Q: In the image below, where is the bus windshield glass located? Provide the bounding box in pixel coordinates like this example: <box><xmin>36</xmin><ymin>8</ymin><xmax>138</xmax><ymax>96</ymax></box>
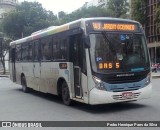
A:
<box><xmin>89</xmin><ymin>33</ymin><xmax>150</xmax><ymax>74</ymax></box>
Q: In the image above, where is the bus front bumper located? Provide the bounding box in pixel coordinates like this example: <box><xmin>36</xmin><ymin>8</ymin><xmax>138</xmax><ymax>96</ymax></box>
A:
<box><xmin>89</xmin><ymin>83</ymin><xmax>152</xmax><ymax>105</ymax></box>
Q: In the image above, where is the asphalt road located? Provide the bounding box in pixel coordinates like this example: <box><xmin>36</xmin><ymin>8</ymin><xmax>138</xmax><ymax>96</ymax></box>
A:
<box><xmin>0</xmin><ymin>77</ymin><xmax>160</xmax><ymax>130</ymax></box>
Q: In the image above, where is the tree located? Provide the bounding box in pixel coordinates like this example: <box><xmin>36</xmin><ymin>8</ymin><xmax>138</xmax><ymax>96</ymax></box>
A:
<box><xmin>58</xmin><ymin>11</ymin><xmax>67</xmax><ymax>19</ymax></box>
<box><xmin>2</xmin><ymin>1</ymin><xmax>57</xmax><ymax>40</ymax></box>
<box><xmin>57</xmin><ymin>6</ymin><xmax>111</xmax><ymax>25</ymax></box>
<box><xmin>107</xmin><ymin>0</ymin><xmax>129</xmax><ymax>18</ymax></box>
<box><xmin>0</xmin><ymin>33</ymin><xmax>11</xmax><ymax>74</ymax></box>
<box><xmin>131</xmin><ymin>0</ymin><xmax>147</xmax><ymax>25</ymax></box>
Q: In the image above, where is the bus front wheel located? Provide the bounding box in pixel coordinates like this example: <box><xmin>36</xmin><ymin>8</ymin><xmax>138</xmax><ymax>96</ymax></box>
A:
<box><xmin>21</xmin><ymin>76</ymin><xmax>30</xmax><ymax>93</ymax></box>
<box><xmin>62</xmin><ymin>82</ymin><xmax>71</xmax><ymax>105</ymax></box>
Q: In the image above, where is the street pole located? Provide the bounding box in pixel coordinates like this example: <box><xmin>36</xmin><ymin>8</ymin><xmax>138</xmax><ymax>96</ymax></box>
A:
<box><xmin>0</xmin><ymin>37</ymin><xmax>3</xmax><ymax>57</ymax></box>
<box><xmin>155</xmin><ymin>41</ymin><xmax>157</xmax><ymax>64</ymax></box>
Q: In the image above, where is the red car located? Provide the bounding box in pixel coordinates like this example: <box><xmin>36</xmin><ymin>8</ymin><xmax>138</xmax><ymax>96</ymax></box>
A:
<box><xmin>151</xmin><ymin>63</ymin><xmax>160</xmax><ymax>72</ymax></box>
<box><xmin>152</xmin><ymin>63</ymin><xmax>160</xmax><ymax>68</ymax></box>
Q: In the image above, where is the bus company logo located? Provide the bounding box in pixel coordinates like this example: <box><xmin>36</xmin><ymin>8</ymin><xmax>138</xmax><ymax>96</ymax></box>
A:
<box><xmin>2</xmin><ymin>122</ymin><xmax>11</xmax><ymax>127</ymax></box>
<box><xmin>116</xmin><ymin>73</ymin><xmax>134</xmax><ymax>77</ymax></box>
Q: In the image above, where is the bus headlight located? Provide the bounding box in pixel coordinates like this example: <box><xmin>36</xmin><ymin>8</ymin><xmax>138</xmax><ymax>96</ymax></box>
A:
<box><xmin>93</xmin><ymin>76</ymin><xmax>106</xmax><ymax>90</ymax></box>
<box><xmin>144</xmin><ymin>73</ymin><xmax>151</xmax><ymax>86</ymax></box>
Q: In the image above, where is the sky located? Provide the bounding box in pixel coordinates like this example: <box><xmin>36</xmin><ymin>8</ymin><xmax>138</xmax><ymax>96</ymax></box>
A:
<box><xmin>18</xmin><ymin>0</ymin><xmax>90</xmax><ymax>14</ymax></box>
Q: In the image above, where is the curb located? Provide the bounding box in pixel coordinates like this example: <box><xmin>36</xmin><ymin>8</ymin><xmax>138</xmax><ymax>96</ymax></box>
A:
<box><xmin>152</xmin><ymin>76</ymin><xmax>160</xmax><ymax>79</ymax></box>
<box><xmin>152</xmin><ymin>73</ymin><xmax>160</xmax><ymax>78</ymax></box>
<box><xmin>0</xmin><ymin>75</ymin><xmax>10</xmax><ymax>78</ymax></box>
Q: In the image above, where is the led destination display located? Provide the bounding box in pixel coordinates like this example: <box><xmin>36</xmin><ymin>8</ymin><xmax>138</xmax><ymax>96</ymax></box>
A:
<box><xmin>92</xmin><ymin>22</ymin><xmax>137</xmax><ymax>31</ymax></box>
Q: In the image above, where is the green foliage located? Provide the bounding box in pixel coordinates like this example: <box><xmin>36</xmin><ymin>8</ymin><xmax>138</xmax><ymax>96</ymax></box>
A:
<box><xmin>2</xmin><ymin>1</ymin><xmax>57</xmax><ymax>40</ymax></box>
<box><xmin>131</xmin><ymin>0</ymin><xmax>146</xmax><ymax>24</ymax></box>
<box><xmin>107</xmin><ymin>0</ymin><xmax>129</xmax><ymax>18</ymax></box>
<box><xmin>2</xmin><ymin>0</ymin><xmax>130</xmax><ymax>39</ymax></box>
<box><xmin>58</xmin><ymin>11</ymin><xmax>67</xmax><ymax>19</ymax></box>
<box><xmin>57</xmin><ymin>0</ymin><xmax>129</xmax><ymax>25</ymax></box>
<box><xmin>57</xmin><ymin>6</ymin><xmax>112</xmax><ymax>25</ymax></box>
<box><xmin>0</xmin><ymin>35</ymin><xmax>10</xmax><ymax>74</ymax></box>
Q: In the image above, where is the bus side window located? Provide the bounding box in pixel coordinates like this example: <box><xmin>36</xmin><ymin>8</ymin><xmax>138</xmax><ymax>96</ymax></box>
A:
<box><xmin>60</xmin><ymin>39</ymin><xmax>67</xmax><ymax>60</ymax></box>
<box><xmin>34</xmin><ymin>40</ymin><xmax>40</xmax><ymax>61</ymax></box>
<box><xmin>52</xmin><ymin>39</ymin><xmax>56</xmax><ymax>60</ymax></box>
<box><xmin>15</xmin><ymin>44</ymin><xmax>21</xmax><ymax>61</ymax></box>
<box><xmin>28</xmin><ymin>42</ymin><xmax>33</xmax><ymax>61</ymax></box>
<box><xmin>56</xmin><ymin>41</ymin><xmax>61</xmax><ymax>60</ymax></box>
<box><xmin>41</xmin><ymin>36</ymin><xmax>52</xmax><ymax>61</ymax></box>
<box><xmin>53</xmin><ymin>38</ymin><xmax>60</xmax><ymax>60</ymax></box>
<box><xmin>53</xmin><ymin>35</ymin><xmax>68</xmax><ymax>61</ymax></box>
<box><xmin>22</xmin><ymin>43</ymin><xmax>28</xmax><ymax>61</ymax></box>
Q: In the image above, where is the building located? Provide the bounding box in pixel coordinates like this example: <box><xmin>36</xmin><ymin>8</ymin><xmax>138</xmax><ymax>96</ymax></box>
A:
<box><xmin>144</xmin><ymin>0</ymin><xmax>160</xmax><ymax>64</ymax></box>
<box><xmin>0</xmin><ymin>0</ymin><xmax>17</xmax><ymax>20</ymax></box>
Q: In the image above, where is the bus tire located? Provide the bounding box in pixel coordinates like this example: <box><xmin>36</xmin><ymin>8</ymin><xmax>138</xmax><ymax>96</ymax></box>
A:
<box><xmin>62</xmin><ymin>82</ymin><xmax>72</xmax><ymax>105</ymax></box>
<box><xmin>21</xmin><ymin>76</ymin><xmax>30</xmax><ymax>93</ymax></box>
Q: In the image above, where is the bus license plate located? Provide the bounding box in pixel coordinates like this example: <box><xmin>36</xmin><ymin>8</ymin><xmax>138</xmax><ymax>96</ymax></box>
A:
<box><xmin>122</xmin><ymin>92</ymin><xmax>134</xmax><ymax>99</ymax></box>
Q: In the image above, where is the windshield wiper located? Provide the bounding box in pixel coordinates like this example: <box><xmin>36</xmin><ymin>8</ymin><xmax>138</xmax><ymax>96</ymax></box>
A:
<box><xmin>101</xmin><ymin>32</ymin><xmax>116</xmax><ymax>54</ymax></box>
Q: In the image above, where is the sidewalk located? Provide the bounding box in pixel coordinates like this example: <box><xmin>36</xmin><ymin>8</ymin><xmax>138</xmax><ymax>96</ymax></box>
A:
<box><xmin>0</xmin><ymin>71</ymin><xmax>10</xmax><ymax>78</ymax></box>
<box><xmin>152</xmin><ymin>71</ymin><xmax>160</xmax><ymax>78</ymax></box>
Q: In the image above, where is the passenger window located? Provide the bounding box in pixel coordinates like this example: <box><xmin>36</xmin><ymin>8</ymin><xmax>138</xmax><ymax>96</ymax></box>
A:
<box><xmin>28</xmin><ymin>42</ymin><xmax>33</xmax><ymax>61</ymax></box>
<box><xmin>53</xmin><ymin>37</ymin><xmax>68</xmax><ymax>60</ymax></box>
<box><xmin>16</xmin><ymin>45</ymin><xmax>21</xmax><ymax>61</ymax></box>
<box><xmin>22</xmin><ymin>43</ymin><xmax>28</xmax><ymax>61</ymax></box>
<box><xmin>41</xmin><ymin>37</ymin><xmax>52</xmax><ymax>61</ymax></box>
<box><xmin>34</xmin><ymin>40</ymin><xmax>40</xmax><ymax>61</ymax></box>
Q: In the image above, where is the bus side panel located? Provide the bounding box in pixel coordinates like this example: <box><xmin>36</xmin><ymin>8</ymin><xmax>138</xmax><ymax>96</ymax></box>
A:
<box><xmin>15</xmin><ymin>63</ymin><xmax>22</xmax><ymax>85</ymax></box>
<box><xmin>40</xmin><ymin>62</ymin><xmax>57</xmax><ymax>94</ymax></box>
<box><xmin>58</xmin><ymin>62</ymin><xmax>73</xmax><ymax>98</ymax></box>
<box><xmin>69</xmin><ymin>63</ymin><xmax>74</xmax><ymax>98</ymax></box>
<box><xmin>22</xmin><ymin>63</ymin><xmax>34</xmax><ymax>89</ymax></box>
<box><xmin>9</xmin><ymin>62</ymin><xmax>13</xmax><ymax>81</ymax></box>
<box><xmin>81</xmin><ymin>73</ymin><xmax>88</xmax><ymax>103</ymax></box>
<box><xmin>40</xmin><ymin>62</ymin><xmax>73</xmax><ymax>96</ymax></box>
<box><xmin>86</xmin><ymin>49</ymin><xmax>95</xmax><ymax>91</ymax></box>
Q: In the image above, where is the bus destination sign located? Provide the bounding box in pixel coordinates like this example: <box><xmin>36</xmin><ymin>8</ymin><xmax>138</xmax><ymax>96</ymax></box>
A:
<box><xmin>92</xmin><ymin>22</ymin><xmax>137</xmax><ymax>31</ymax></box>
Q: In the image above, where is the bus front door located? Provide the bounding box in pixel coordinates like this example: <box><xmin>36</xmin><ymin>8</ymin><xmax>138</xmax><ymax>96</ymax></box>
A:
<box><xmin>11</xmin><ymin>48</ymin><xmax>16</xmax><ymax>82</ymax></box>
<box><xmin>70</xmin><ymin>34</ymin><xmax>83</xmax><ymax>98</ymax></box>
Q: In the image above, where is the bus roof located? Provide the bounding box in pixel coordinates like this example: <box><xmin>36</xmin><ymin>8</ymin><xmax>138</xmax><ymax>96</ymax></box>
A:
<box><xmin>10</xmin><ymin>17</ymin><xmax>140</xmax><ymax>46</ymax></box>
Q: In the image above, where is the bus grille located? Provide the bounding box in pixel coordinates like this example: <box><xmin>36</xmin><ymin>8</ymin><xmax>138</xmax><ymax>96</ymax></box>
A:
<box><xmin>106</xmin><ymin>75</ymin><xmax>146</xmax><ymax>84</ymax></box>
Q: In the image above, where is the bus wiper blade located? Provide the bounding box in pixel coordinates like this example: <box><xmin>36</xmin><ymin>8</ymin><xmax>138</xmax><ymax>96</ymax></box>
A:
<box><xmin>101</xmin><ymin>32</ymin><xmax>116</xmax><ymax>53</ymax></box>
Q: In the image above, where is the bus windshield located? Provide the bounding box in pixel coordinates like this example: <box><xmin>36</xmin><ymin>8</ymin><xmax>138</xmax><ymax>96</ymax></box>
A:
<box><xmin>89</xmin><ymin>33</ymin><xmax>150</xmax><ymax>74</ymax></box>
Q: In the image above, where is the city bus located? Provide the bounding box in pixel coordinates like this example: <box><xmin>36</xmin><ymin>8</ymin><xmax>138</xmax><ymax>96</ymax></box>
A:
<box><xmin>9</xmin><ymin>18</ymin><xmax>152</xmax><ymax>105</ymax></box>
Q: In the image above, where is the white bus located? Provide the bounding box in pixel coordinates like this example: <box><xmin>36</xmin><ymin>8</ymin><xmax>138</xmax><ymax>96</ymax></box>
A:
<box><xmin>9</xmin><ymin>18</ymin><xmax>152</xmax><ymax>105</ymax></box>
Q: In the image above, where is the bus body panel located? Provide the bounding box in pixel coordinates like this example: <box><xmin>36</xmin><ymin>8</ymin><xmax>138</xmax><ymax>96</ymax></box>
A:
<box><xmin>81</xmin><ymin>73</ymin><xmax>88</xmax><ymax>103</ymax></box>
<box><xmin>86</xmin><ymin>49</ymin><xmax>95</xmax><ymax>91</ymax></box>
<box><xmin>89</xmin><ymin>83</ymin><xmax>152</xmax><ymax>105</ymax></box>
<box><xmin>9</xmin><ymin>18</ymin><xmax>152</xmax><ymax>105</ymax></box>
<box><xmin>15</xmin><ymin>63</ymin><xmax>22</xmax><ymax>85</ymax></box>
<box><xmin>12</xmin><ymin>61</ymin><xmax>84</xmax><ymax>99</ymax></box>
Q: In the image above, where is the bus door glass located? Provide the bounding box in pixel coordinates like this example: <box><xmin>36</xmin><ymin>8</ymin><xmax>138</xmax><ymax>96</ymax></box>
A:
<box><xmin>11</xmin><ymin>47</ymin><xmax>16</xmax><ymax>82</ymax></box>
<box><xmin>70</xmin><ymin>34</ymin><xmax>83</xmax><ymax>98</ymax></box>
